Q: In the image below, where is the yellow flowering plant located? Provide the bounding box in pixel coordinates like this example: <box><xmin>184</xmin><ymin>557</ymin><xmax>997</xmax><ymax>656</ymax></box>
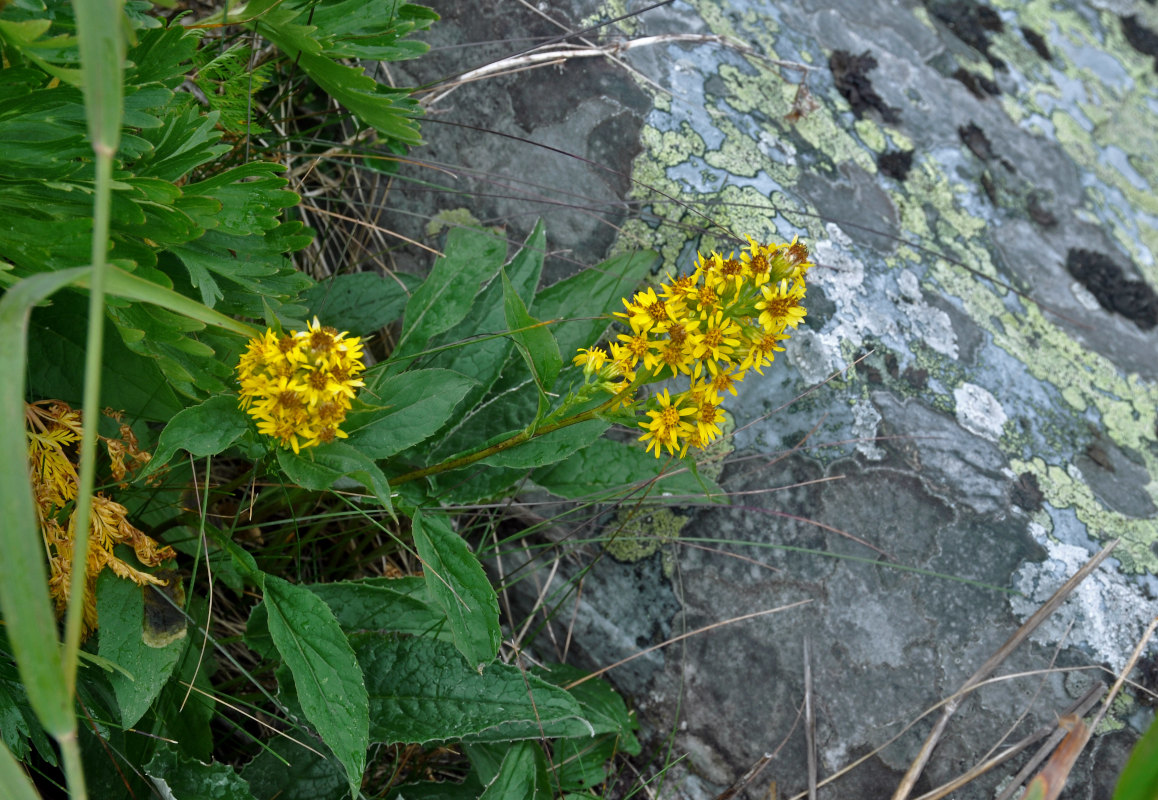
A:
<box><xmin>571</xmin><ymin>237</ymin><xmax>812</xmax><ymax>458</ymax></box>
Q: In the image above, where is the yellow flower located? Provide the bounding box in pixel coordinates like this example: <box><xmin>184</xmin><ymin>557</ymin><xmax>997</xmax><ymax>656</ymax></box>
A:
<box><xmin>638</xmin><ymin>389</ymin><xmax>697</xmax><ymax>458</ymax></box>
<box><xmin>573</xmin><ymin>346</ymin><xmax>609</xmax><ymax>375</ymax></box>
<box><xmin>756</xmin><ymin>279</ymin><xmax>808</xmax><ymax>333</ymax></box>
<box><xmin>236</xmin><ymin>317</ymin><xmax>365</xmax><ymax>453</ymax></box>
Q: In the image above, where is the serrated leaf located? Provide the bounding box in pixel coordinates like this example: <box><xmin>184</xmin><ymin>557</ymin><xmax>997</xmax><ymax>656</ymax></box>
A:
<box><xmin>305</xmin><ymin>577</ymin><xmax>451</xmax><ymax>640</ymax></box>
<box><xmin>345</xmin><ymin>369</ymin><xmax>475</xmax><ymax>459</ymax></box>
<box><xmin>97</xmin><ymin>571</ymin><xmax>187</xmax><ymax>728</ymax></box>
<box><xmin>410</xmin><ymin>510</ymin><xmax>499</xmax><ymax>670</ymax></box>
<box><xmin>276</xmin><ymin>441</ymin><xmax>393</xmax><ymax>512</ymax></box>
<box><xmin>354</xmin><ymin>633</ymin><xmax>593</xmax><ymax>745</ymax></box>
<box><xmin>534</xmin><ymin>662</ymin><xmax>640</xmax><ymax>752</ymax></box>
<box><xmin>141</xmin><ymin>394</ymin><xmax>249</xmax><ymax>480</ymax></box>
<box><xmin>533</xmin><ymin>437</ymin><xmax>726</xmax><ymax>501</ymax></box>
<box><xmin>302</xmin><ymin>271</ymin><xmax>422</xmax><ymax>337</ymax></box>
<box><xmin>145</xmin><ymin>743</ymin><xmax>256</xmax><ymax>800</ymax></box>
<box><xmin>392</xmin><ymin>227</ymin><xmax>507</xmax><ymax>365</ymax></box>
<box><xmin>264</xmin><ymin>575</ymin><xmax>368</xmax><ymax>799</ymax></box>
<box><xmin>242</xmin><ymin>735</ymin><xmax>349</xmax><ymax>800</ymax></box>
<box><xmin>481</xmin><ymin>419</ymin><xmax>608</xmax><ymax>469</ymax></box>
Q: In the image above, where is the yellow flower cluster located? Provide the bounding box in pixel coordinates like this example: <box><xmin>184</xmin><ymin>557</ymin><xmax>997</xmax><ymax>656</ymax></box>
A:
<box><xmin>237</xmin><ymin>317</ymin><xmax>366</xmax><ymax>453</ymax></box>
<box><xmin>574</xmin><ymin>237</ymin><xmax>811</xmax><ymax>457</ymax></box>
<box><xmin>26</xmin><ymin>401</ymin><xmax>174</xmax><ymax>638</ymax></box>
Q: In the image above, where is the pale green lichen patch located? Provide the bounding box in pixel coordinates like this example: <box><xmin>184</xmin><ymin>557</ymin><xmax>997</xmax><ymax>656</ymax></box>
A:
<box><xmin>604</xmin><ymin>507</ymin><xmax>689</xmax><ymax>574</ymax></box>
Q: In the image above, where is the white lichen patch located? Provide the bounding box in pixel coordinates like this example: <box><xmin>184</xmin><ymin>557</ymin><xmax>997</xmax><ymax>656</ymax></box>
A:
<box><xmin>1011</xmin><ymin>532</ymin><xmax>1158</xmax><ymax>674</ymax></box>
<box><xmin>851</xmin><ymin>399</ymin><xmax>885</xmax><ymax>460</ymax></box>
<box><xmin>953</xmin><ymin>383</ymin><xmax>1008</xmax><ymax>442</ymax></box>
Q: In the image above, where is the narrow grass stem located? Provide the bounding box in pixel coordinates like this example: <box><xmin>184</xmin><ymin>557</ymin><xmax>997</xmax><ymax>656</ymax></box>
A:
<box><xmin>57</xmin><ymin>730</ymin><xmax>86</xmax><ymax>800</ymax></box>
<box><xmin>62</xmin><ymin>152</ymin><xmax>113</xmax><ymax>705</ymax></box>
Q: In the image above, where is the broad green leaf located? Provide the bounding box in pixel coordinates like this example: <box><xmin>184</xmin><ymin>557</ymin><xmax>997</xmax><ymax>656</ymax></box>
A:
<box><xmin>533</xmin><ymin>437</ymin><xmax>726</xmax><ymax>502</ymax></box>
<box><xmin>502</xmin><ymin>268</ymin><xmax>562</xmax><ymax>398</ymax></box>
<box><xmin>478</xmin><ymin>742</ymin><xmax>551</xmax><ymax>800</ymax></box>
<box><xmin>145</xmin><ymin>743</ymin><xmax>255</xmax><ymax>800</ymax></box>
<box><xmin>0</xmin><ymin>267</ymin><xmax>89</xmax><ymax>738</ymax></box>
<box><xmin>305</xmin><ymin>577</ymin><xmax>451</xmax><ymax>640</ymax></box>
<box><xmin>302</xmin><ymin>271</ymin><xmax>422</xmax><ymax>337</ymax></box>
<box><xmin>1114</xmin><ymin>713</ymin><xmax>1158</xmax><ymax>800</ymax></box>
<box><xmin>241</xmin><ymin>735</ymin><xmax>348</xmax><ymax>800</ymax></box>
<box><xmin>264</xmin><ymin>575</ymin><xmax>368</xmax><ymax>798</ymax></box>
<box><xmin>354</xmin><ymin>633</ymin><xmax>593</xmax><ymax>744</ymax></box>
<box><xmin>96</xmin><ymin>570</ymin><xmax>187</xmax><ymax>728</ymax></box>
<box><xmin>27</xmin><ymin>290</ymin><xmax>184</xmax><ymax>421</ymax></box>
<box><xmin>156</xmin><ymin>596</ymin><xmax>216</xmax><ymax>761</ymax></box>
<box><xmin>410</xmin><ymin>510</ymin><xmax>500</xmax><ymax>670</ymax></box>
<box><xmin>481</xmin><ymin>419</ymin><xmax>609</xmax><ymax>469</ymax></box>
<box><xmin>391</xmin><ymin>227</ymin><xmax>507</xmax><ymax>364</ymax></box>
<box><xmin>534</xmin><ymin>249</ymin><xmax>658</xmax><ymax>355</ymax></box>
<box><xmin>422</xmin><ymin>222</ymin><xmax>546</xmax><ymax>453</ymax></box>
<box><xmin>345</xmin><ymin>368</ymin><xmax>475</xmax><ymax>459</ymax></box>
<box><xmin>140</xmin><ymin>394</ymin><xmax>249</xmax><ymax>480</ymax></box>
<box><xmin>276</xmin><ymin>441</ymin><xmax>393</xmax><ymax>512</ymax></box>
<box><xmin>534</xmin><ymin>663</ymin><xmax>640</xmax><ymax>748</ymax></box>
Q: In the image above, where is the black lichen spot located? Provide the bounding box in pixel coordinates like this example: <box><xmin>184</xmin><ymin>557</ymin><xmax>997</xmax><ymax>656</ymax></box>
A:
<box><xmin>952</xmin><ymin>67</ymin><xmax>1000</xmax><ymax>98</ymax></box>
<box><xmin>878</xmin><ymin>149</ymin><xmax>914</xmax><ymax>181</ymax></box>
<box><xmin>1085</xmin><ymin>442</ymin><xmax>1115</xmax><ymax>472</ymax></box>
<box><xmin>958</xmin><ymin>121</ymin><xmax>993</xmax><ymax>160</ymax></box>
<box><xmin>829</xmin><ymin>50</ymin><xmax>901</xmax><ymax>123</ymax></box>
<box><xmin>1123</xmin><ymin>15</ymin><xmax>1158</xmax><ymax>73</ymax></box>
<box><xmin>903</xmin><ymin>367</ymin><xmax>928</xmax><ymax>390</ymax></box>
<box><xmin>1065</xmin><ymin>248</ymin><xmax>1158</xmax><ymax>330</ymax></box>
<box><xmin>927</xmin><ymin>0</ymin><xmax>1006</xmax><ymax>69</ymax></box>
<box><xmin>1011</xmin><ymin>471</ymin><xmax>1044</xmax><ymax>512</ymax></box>
<box><xmin>884</xmin><ymin>352</ymin><xmax>899</xmax><ymax>379</ymax></box>
<box><xmin>1020</xmin><ymin>26</ymin><xmax>1052</xmax><ymax>60</ymax></box>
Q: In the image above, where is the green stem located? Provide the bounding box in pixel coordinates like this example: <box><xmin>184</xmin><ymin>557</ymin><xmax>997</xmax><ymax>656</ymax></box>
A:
<box><xmin>392</xmin><ymin>392</ymin><xmax>627</xmax><ymax>486</ymax></box>
<box><xmin>57</xmin><ymin>730</ymin><xmax>86</xmax><ymax>800</ymax></box>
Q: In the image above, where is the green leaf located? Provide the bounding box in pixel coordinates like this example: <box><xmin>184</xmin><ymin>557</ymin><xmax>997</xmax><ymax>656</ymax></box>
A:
<box><xmin>145</xmin><ymin>743</ymin><xmax>256</xmax><ymax>800</ymax></box>
<box><xmin>263</xmin><ymin>575</ymin><xmax>368</xmax><ymax>798</ymax></box>
<box><xmin>242</xmin><ymin>735</ymin><xmax>349</xmax><ymax>800</ymax></box>
<box><xmin>410</xmin><ymin>510</ymin><xmax>500</xmax><ymax>670</ymax></box>
<box><xmin>481</xmin><ymin>419</ymin><xmax>609</xmax><ymax>469</ymax></box>
<box><xmin>27</xmin><ymin>290</ymin><xmax>184</xmax><ymax>421</ymax></box>
<box><xmin>96</xmin><ymin>570</ymin><xmax>187</xmax><ymax>728</ymax></box>
<box><xmin>0</xmin><ymin>658</ymin><xmax>54</xmax><ymax>766</ymax></box>
<box><xmin>0</xmin><ymin>267</ymin><xmax>90</xmax><ymax>738</ymax></box>
<box><xmin>534</xmin><ymin>249</ymin><xmax>658</xmax><ymax>355</ymax></box>
<box><xmin>535</xmin><ymin>663</ymin><xmax>640</xmax><ymax>751</ymax></box>
<box><xmin>73</xmin><ymin>0</ymin><xmax>125</xmax><ymax>150</ymax></box>
<box><xmin>354</xmin><ymin>633</ymin><xmax>593</xmax><ymax>744</ymax></box>
<box><xmin>141</xmin><ymin>394</ymin><xmax>250</xmax><ymax>480</ymax></box>
<box><xmin>302</xmin><ymin>271</ymin><xmax>422</xmax><ymax>337</ymax></box>
<box><xmin>345</xmin><ymin>369</ymin><xmax>475</xmax><ymax>459</ymax></box>
<box><xmin>502</xmin><ymin>268</ymin><xmax>562</xmax><ymax>398</ymax></box>
<box><xmin>0</xmin><ymin>739</ymin><xmax>40</xmax><ymax>800</ymax></box>
<box><xmin>533</xmin><ymin>437</ymin><xmax>726</xmax><ymax>502</ymax></box>
<box><xmin>477</xmin><ymin>742</ymin><xmax>552</xmax><ymax>800</ymax></box>
<box><xmin>419</xmin><ymin>223</ymin><xmax>546</xmax><ymax>457</ymax></box>
<box><xmin>305</xmin><ymin>577</ymin><xmax>452</xmax><ymax>640</ymax></box>
<box><xmin>1115</xmin><ymin>713</ymin><xmax>1158</xmax><ymax>800</ymax></box>
<box><xmin>276</xmin><ymin>441</ymin><xmax>393</xmax><ymax>512</ymax></box>
<box><xmin>391</xmin><ymin>227</ymin><xmax>507</xmax><ymax>365</ymax></box>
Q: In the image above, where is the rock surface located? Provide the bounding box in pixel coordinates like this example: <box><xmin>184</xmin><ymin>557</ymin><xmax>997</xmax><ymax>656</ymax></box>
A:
<box><xmin>400</xmin><ymin>1</ymin><xmax>1158</xmax><ymax>797</ymax></box>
